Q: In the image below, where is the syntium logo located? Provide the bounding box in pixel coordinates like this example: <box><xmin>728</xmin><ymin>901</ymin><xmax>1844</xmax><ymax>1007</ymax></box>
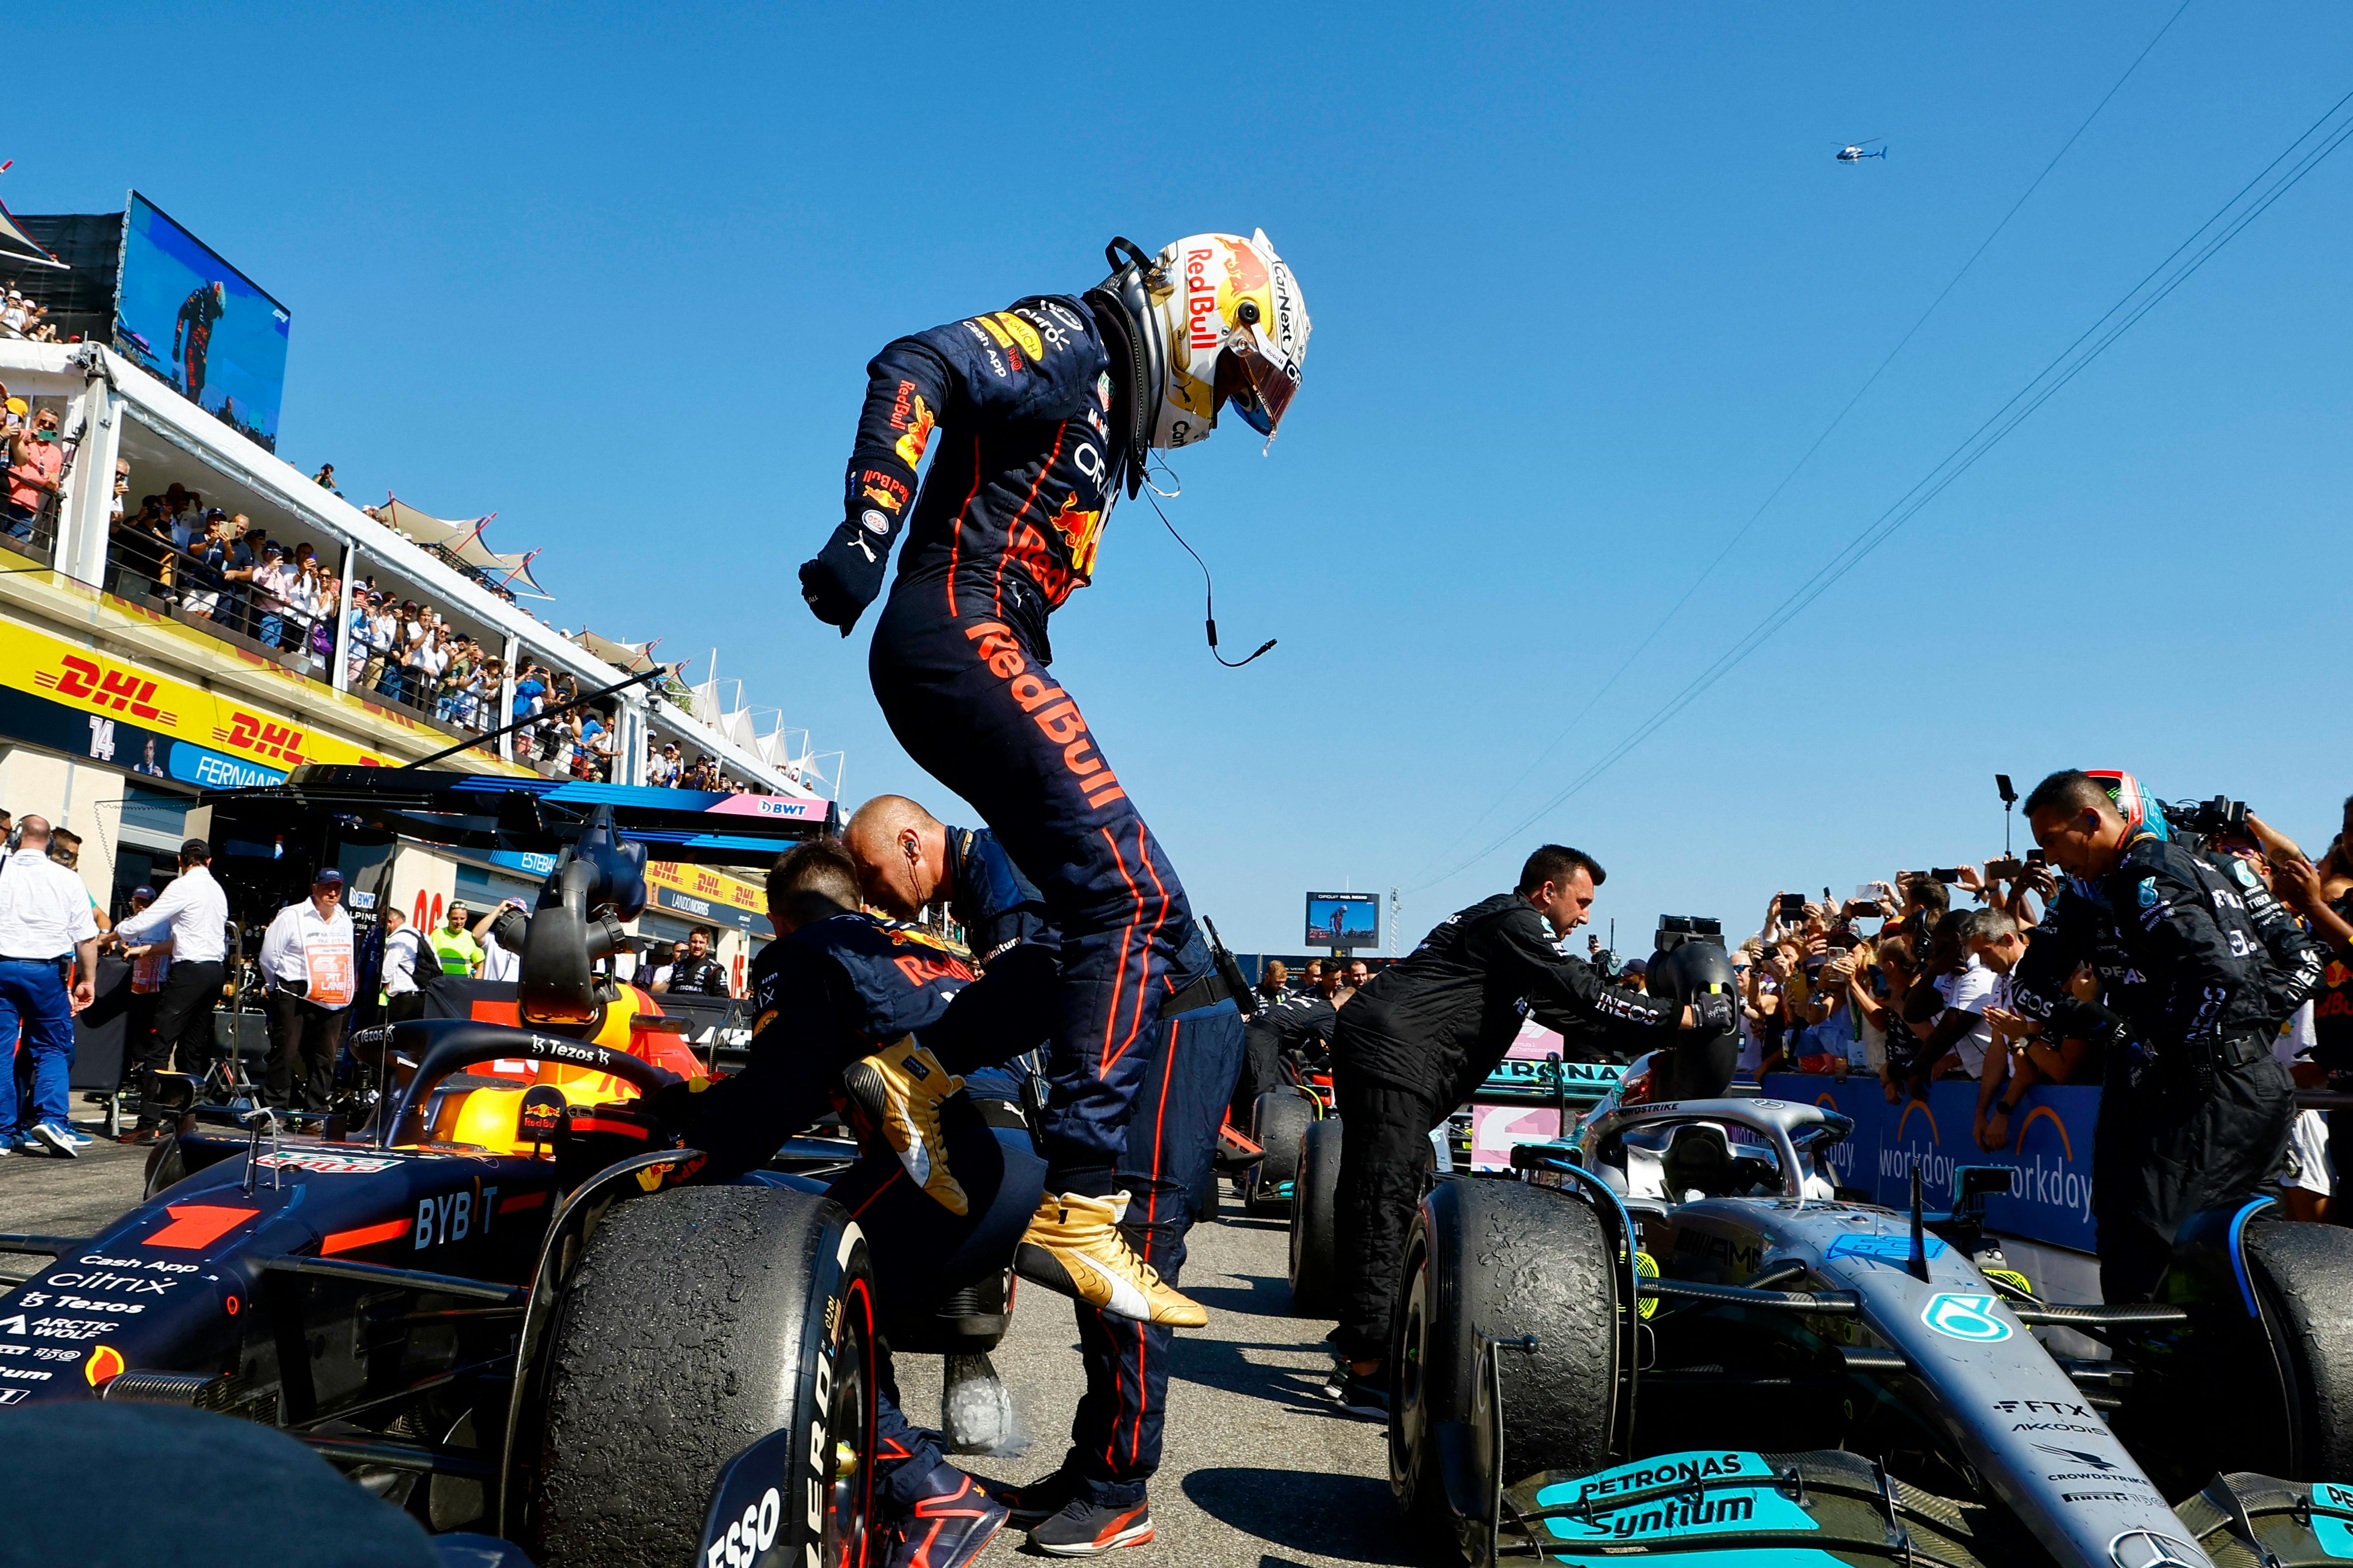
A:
<box><xmin>1573</xmin><ymin>1494</ymin><xmax>1754</xmax><ymax>1540</ymax></box>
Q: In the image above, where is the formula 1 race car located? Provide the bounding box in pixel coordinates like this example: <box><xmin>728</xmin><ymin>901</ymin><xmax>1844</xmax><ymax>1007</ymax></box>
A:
<box><xmin>1281</xmin><ymin>1049</ymin><xmax>1627</xmax><ymax>1316</ymax></box>
<box><xmin>1386</xmin><ymin>1054</ymin><xmax>2353</xmax><ymax>1568</ymax></box>
<box><xmin>0</xmin><ymin>767</ymin><xmax>1020</xmax><ymax>1568</ymax></box>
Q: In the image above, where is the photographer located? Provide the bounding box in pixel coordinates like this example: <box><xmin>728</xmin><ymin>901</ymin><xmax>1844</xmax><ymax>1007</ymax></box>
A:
<box><xmin>2011</xmin><ymin>771</ymin><xmax>2322</xmax><ymax>1303</ymax></box>
<box><xmin>1321</xmin><ymin>844</ymin><xmax>1736</xmax><ymax>1415</ymax></box>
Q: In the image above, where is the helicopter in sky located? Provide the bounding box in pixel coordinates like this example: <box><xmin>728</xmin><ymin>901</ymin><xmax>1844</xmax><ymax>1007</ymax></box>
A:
<box><xmin>1836</xmin><ymin>139</ymin><xmax>1888</xmax><ymax>163</ymax></box>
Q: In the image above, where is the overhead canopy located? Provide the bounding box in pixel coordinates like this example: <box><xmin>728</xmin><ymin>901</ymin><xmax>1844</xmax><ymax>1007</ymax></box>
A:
<box><xmin>0</xmin><ymin>194</ymin><xmax>66</xmax><ymax>271</ymax></box>
<box><xmin>379</xmin><ymin>495</ymin><xmax>549</xmax><ymax>599</ymax></box>
<box><xmin>573</xmin><ymin>628</ymin><xmax>662</xmax><ymax>672</ymax></box>
<box><xmin>200</xmin><ymin>766</ymin><xmax>835</xmax><ymax>865</ymax></box>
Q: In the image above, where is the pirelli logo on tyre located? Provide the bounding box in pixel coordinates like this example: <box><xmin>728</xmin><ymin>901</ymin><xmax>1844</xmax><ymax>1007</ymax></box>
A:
<box><xmin>963</xmin><ymin>620</ymin><xmax>1125</xmax><ymax>810</ymax></box>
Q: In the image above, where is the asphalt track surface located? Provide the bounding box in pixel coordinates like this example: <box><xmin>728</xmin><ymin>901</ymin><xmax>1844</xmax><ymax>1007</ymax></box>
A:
<box><xmin>1</xmin><ymin>1136</ymin><xmax>1408</xmax><ymax>1566</ymax></box>
<box><xmin>899</xmin><ymin>1201</ymin><xmax>1409</xmax><ymax>1567</ymax></box>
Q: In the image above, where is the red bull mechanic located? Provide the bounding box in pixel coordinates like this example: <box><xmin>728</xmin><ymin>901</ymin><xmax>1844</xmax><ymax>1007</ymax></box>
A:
<box><xmin>798</xmin><ymin>232</ymin><xmax>1309</xmax><ymax>1328</ymax></box>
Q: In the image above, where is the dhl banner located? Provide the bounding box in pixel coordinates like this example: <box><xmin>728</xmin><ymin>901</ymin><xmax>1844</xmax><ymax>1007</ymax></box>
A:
<box><xmin>0</xmin><ymin>613</ymin><xmax>392</xmax><ymax>786</ymax></box>
<box><xmin>645</xmin><ymin>859</ymin><xmax>772</xmax><ymax>937</ymax></box>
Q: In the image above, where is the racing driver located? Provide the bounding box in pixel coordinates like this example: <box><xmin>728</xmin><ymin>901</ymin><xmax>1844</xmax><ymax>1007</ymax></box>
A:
<box><xmin>845</xmin><ymin>792</ymin><xmax>1247</xmax><ymax>1555</ymax></box>
<box><xmin>798</xmin><ymin>232</ymin><xmax>1310</xmax><ymax>1327</ymax></box>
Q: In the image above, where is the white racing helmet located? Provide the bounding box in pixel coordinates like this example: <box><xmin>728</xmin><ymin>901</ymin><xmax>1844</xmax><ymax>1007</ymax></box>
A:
<box><xmin>1088</xmin><ymin>229</ymin><xmax>1311</xmax><ymax>476</ymax></box>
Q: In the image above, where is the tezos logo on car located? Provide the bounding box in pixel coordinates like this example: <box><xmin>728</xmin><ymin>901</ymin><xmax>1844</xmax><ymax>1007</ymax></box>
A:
<box><xmin>1920</xmin><ymin>1292</ymin><xmax>2012</xmax><ymax>1342</ymax></box>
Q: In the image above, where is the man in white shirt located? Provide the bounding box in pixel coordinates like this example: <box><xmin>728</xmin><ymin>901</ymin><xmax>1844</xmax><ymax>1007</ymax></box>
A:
<box><xmin>0</xmin><ymin>815</ymin><xmax>102</xmax><ymax>1157</ymax></box>
<box><xmin>381</xmin><ymin>905</ymin><xmax>425</xmax><ymax>1023</ymax></box>
<box><xmin>258</xmin><ymin>869</ymin><xmax>358</xmax><ymax>1115</ymax></box>
<box><xmin>113</xmin><ymin>837</ymin><xmax>230</xmax><ymax>1139</ymax></box>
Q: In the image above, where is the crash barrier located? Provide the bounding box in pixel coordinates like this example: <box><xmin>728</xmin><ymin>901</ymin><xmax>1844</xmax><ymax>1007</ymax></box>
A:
<box><xmin>1761</xmin><ymin>1073</ymin><xmax>2098</xmax><ymax>1252</ymax></box>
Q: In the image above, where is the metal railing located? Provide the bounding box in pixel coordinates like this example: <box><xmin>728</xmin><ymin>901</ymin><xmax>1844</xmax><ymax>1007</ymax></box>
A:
<box><xmin>101</xmin><ymin>529</ymin><xmax>506</xmax><ymax>756</ymax></box>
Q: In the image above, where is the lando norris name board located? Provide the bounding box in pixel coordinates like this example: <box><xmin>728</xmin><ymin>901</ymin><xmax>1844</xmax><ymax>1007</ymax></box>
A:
<box><xmin>1761</xmin><ymin>1074</ymin><xmax>2099</xmax><ymax>1254</ymax></box>
<box><xmin>0</xmin><ymin>614</ymin><xmax>393</xmax><ymax>779</ymax></box>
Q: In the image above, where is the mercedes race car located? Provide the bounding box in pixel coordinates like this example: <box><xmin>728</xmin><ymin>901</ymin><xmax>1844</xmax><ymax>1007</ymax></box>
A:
<box><xmin>1385</xmin><ymin>1053</ymin><xmax>2353</xmax><ymax>1568</ymax></box>
<box><xmin>0</xmin><ymin>767</ymin><xmax>1020</xmax><ymax>1568</ymax></box>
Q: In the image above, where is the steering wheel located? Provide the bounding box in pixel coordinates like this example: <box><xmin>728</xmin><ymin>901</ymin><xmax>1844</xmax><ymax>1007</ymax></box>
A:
<box><xmin>368</xmin><ymin>1017</ymin><xmax>678</xmax><ymax>1151</ymax></box>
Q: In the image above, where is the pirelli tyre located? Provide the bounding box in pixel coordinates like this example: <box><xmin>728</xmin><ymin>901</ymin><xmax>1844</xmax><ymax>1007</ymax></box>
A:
<box><xmin>2242</xmin><ymin>1220</ymin><xmax>2353</xmax><ymax>1480</ymax></box>
<box><xmin>1392</xmin><ymin>1178</ymin><xmax>1618</xmax><ymax>1562</ymax></box>
<box><xmin>526</xmin><ymin>1184</ymin><xmax>876</xmax><ymax>1568</ymax></box>
<box><xmin>1288</xmin><ymin>1115</ymin><xmax>1344</xmax><ymax>1316</ymax></box>
<box><xmin>1250</xmin><ymin>1090</ymin><xmax>1313</xmax><ymax>1211</ymax></box>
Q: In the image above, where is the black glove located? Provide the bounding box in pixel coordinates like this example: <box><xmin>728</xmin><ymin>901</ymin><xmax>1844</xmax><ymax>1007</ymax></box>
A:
<box><xmin>1689</xmin><ymin>990</ymin><xmax>1738</xmax><ymax>1037</ymax></box>
<box><xmin>798</xmin><ymin>556</ymin><xmax>867</xmax><ymax>637</ymax></box>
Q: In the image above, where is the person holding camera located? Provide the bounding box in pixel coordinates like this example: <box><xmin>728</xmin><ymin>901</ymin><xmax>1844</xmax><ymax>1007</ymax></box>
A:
<box><xmin>1321</xmin><ymin>844</ymin><xmax>1738</xmax><ymax>1416</ymax></box>
<box><xmin>2011</xmin><ymin>771</ymin><xmax>2323</xmax><ymax>1303</ymax></box>
<box><xmin>4</xmin><ymin>407</ymin><xmax>66</xmax><ymax>542</ymax></box>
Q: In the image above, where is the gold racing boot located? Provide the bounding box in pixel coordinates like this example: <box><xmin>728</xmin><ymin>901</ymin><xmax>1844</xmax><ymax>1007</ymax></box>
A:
<box><xmin>1015</xmin><ymin>1191</ymin><xmax>1207</xmax><ymax>1327</ymax></box>
<box><xmin>841</xmin><ymin>1037</ymin><xmax>968</xmax><ymax>1216</ymax></box>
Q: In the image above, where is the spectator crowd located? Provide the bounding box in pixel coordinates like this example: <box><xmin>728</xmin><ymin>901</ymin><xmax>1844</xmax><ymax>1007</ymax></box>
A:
<box><xmin>1687</xmin><ymin>794</ymin><xmax>2353</xmax><ymax>1220</ymax></box>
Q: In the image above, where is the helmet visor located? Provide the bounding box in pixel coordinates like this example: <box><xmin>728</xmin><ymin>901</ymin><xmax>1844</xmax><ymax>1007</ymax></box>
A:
<box><xmin>1226</xmin><ymin>324</ymin><xmax>1302</xmax><ymax>437</ymax></box>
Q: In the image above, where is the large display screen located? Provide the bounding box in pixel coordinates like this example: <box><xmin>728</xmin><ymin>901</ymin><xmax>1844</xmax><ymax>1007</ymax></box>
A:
<box><xmin>1305</xmin><ymin>891</ymin><xmax>1380</xmax><ymax>951</ymax></box>
<box><xmin>111</xmin><ymin>192</ymin><xmax>289</xmax><ymax>450</ymax></box>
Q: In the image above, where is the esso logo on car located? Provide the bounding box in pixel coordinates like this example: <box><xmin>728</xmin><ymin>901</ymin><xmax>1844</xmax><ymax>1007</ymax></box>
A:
<box><xmin>706</xmin><ymin>1487</ymin><xmax>780</xmax><ymax>1568</ymax></box>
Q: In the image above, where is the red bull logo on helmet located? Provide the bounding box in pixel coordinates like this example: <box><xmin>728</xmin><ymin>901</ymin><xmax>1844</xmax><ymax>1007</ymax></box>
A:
<box><xmin>1186</xmin><ymin>246</ymin><xmax>1221</xmax><ymax>351</ymax></box>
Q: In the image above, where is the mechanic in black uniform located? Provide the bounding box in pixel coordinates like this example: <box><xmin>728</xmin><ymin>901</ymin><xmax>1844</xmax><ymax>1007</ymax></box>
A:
<box><xmin>1233</xmin><ymin>960</ymin><xmax>1351</xmax><ymax>1122</ymax></box>
<box><xmin>798</xmin><ymin>232</ymin><xmax>1309</xmax><ymax>1330</ymax></box>
<box><xmin>652</xmin><ymin>925</ymin><xmax>731</xmax><ymax>997</ymax></box>
<box><xmin>658</xmin><ymin>840</ymin><xmax>1047</xmax><ymax>1568</ymax></box>
<box><xmin>1323</xmin><ymin>844</ymin><xmax>1737</xmax><ymax>1415</ymax></box>
<box><xmin>844</xmin><ymin>792</ymin><xmax>1247</xmax><ymax>1555</ymax></box>
<box><xmin>2010</xmin><ymin>771</ymin><xmax>2323</xmax><ymax>1304</ymax></box>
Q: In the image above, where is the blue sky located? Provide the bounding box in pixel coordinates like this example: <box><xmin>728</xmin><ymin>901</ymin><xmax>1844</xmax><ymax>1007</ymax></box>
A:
<box><xmin>9</xmin><ymin>3</ymin><xmax>2350</xmax><ymax>954</ymax></box>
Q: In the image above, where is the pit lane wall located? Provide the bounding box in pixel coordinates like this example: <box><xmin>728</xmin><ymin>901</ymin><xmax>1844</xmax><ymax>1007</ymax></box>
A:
<box><xmin>1761</xmin><ymin>1074</ymin><xmax>2097</xmax><ymax>1253</ymax></box>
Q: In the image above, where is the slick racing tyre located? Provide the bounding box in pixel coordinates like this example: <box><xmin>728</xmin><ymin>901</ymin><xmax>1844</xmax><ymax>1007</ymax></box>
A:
<box><xmin>1250</xmin><ymin>1090</ymin><xmax>1313</xmax><ymax>1211</ymax></box>
<box><xmin>2243</xmin><ymin>1220</ymin><xmax>2353</xmax><ymax>1480</ymax></box>
<box><xmin>1289</xmin><ymin>1116</ymin><xmax>1344</xmax><ymax>1316</ymax></box>
<box><xmin>1392</xmin><ymin>1178</ymin><xmax>1618</xmax><ymax>1563</ymax></box>
<box><xmin>528</xmin><ymin>1184</ymin><xmax>876</xmax><ymax>1568</ymax></box>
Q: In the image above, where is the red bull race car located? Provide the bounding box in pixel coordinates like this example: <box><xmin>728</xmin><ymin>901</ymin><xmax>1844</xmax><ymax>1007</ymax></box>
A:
<box><xmin>0</xmin><ymin>769</ymin><xmax>1011</xmax><ymax>1568</ymax></box>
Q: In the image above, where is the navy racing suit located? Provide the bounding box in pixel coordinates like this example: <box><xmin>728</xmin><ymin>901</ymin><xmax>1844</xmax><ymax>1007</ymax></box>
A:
<box><xmin>664</xmin><ymin>910</ymin><xmax>1047</xmax><ymax>1514</ymax></box>
<box><xmin>1062</xmin><ymin>994</ymin><xmax>1244</xmax><ymax>1508</ymax></box>
<box><xmin>926</xmin><ymin>821</ymin><xmax>1244</xmax><ymax>1508</ymax></box>
<box><xmin>2010</xmin><ymin>834</ymin><xmax>2323</xmax><ymax>1301</ymax></box>
<box><xmin>801</xmin><ymin>293</ymin><xmax>1204</xmax><ymax>1199</ymax></box>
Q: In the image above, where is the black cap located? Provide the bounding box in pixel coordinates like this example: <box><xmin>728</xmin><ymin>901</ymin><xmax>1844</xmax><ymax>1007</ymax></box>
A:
<box><xmin>180</xmin><ymin>837</ymin><xmax>211</xmax><ymax>861</ymax></box>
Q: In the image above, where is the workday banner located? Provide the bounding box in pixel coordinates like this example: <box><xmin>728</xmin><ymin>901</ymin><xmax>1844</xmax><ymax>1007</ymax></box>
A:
<box><xmin>1761</xmin><ymin>1075</ymin><xmax>2100</xmax><ymax>1254</ymax></box>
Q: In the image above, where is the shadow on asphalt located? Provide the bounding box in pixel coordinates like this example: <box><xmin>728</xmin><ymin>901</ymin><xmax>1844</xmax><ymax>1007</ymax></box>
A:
<box><xmin>1167</xmin><ymin>1321</ymin><xmax>1343</xmax><ymax>1419</ymax></box>
<box><xmin>1186</xmin><ymin>1270</ymin><xmax>1298</xmax><ymax>1317</ymax></box>
<box><xmin>1215</xmin><ymin>1215</ymin><xmax>1291</xmax><ymax>1232</ymax></box>
<box><xmin>1178</xmin><ymin>1467</ymin><xmax>1420</xmax><ymax>1565</ymax></box>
